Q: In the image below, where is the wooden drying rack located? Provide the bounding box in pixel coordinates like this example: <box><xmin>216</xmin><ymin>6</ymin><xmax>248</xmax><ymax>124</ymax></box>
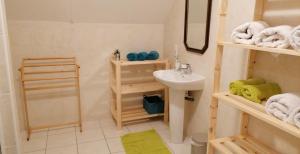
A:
<box><xmin>208</xmin><ymin>0</ymin><xmax>300</xmax><ymax>154</ymax></box>
<box><xmin>19</xmin><ymin>57</ymin><xmax>82</xmax><ymax>140</ymax></box>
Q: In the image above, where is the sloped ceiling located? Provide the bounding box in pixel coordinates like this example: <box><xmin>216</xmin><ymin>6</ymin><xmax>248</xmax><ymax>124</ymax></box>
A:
<box><xmin>5</xmin><ymin>0</ymin><xmax>175</xmax><ymax>24</ymax></box>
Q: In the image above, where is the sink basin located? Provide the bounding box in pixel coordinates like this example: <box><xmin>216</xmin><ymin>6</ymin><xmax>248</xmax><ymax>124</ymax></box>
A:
<box><xmin>153</xmin><ymin>69</ymin><xmax>205</xmax><ymax>90</ymax></box>
<box><xmin>153</xmin><ymin>69</ymin><xmax>205</xmax><ymax>143</ymax></box>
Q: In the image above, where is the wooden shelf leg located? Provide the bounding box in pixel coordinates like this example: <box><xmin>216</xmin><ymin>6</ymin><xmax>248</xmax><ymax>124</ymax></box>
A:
<box><xmin>208</xmin><ymin>45</ymin><xmax>224</xmax><ymax>154</ymax></box>
<box><xmin>164</xmin><ymin>88</ymin><xmax>169</xmax><ymax>123</ymax></box>
<box><xmin>20</xmin><ymin>66</ymin><xmax>31</xmax><ymax>141</ymax></box>
<box><xmin>75</xmin><ymin>65</ymin><xmax>83</xmax><ymax>132</ymax></box>
<box><xmin>164</xmin><ymin>61</ymin><xmax>170</xmax><ymax>124</ymax></box>
<box><xmin>116</xmin><ymin>62</ymin><xmax>122</xmax><ymax>129</ymax></box>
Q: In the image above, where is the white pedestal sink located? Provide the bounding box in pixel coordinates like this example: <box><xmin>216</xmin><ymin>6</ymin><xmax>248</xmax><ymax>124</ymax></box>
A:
<box><xmin>153</xmin><ymin>70</ymin><xmax>205</xmax><ymax>143</ymax></box>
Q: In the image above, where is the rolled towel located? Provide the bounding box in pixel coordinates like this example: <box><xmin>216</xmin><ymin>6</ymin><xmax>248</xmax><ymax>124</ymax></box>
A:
<box><xmin>293</xmin><ymin>107</ymin><xmax>300</xmax><ymax>128</ymax></box>
<box><xmin>229</xmin><ymin>78</ymin><xmax>265</xmax><ymax>96</ymax></box>
<box><xmin>254</xmin><ymin>25</ymin><xmax>293</xmax><ymax>49</ymax></box>
<box><xmin>146</xmin><ymin>51</ymin><xmax>160</xmax><ymax>60</ymax></box>
<box><xmin>265</xmin><ymin>93</ymin><xmax>300</xmax><ymax>123</ymax></box>
<box><xmin>127</xmin><ymin>52</ymin><xmax>138</xmax><ymax>61</ymax></box>
<box><xmin>289</xmin><ymin>25</ymin><xmax>300</xmax><ymax>51</ymax></box>
<box><xmin>241</xmin><ymin>83</ymin><xmax>281</xmax><ymax>103</ymax></box>
<box><xmin>231</xmin><ymin>21</ymin><xmax>269</xmax><ymax>45</ymax></box>
<box><xmin>137</xmin><ymin>52</ymin><xmax>148</xmax><ymax>61</ymax></box>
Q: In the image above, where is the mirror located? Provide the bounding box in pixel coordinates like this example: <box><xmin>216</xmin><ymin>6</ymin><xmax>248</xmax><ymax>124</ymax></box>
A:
<box><xmin>184</xmin><ymin>0</ymin><xmax>212</xmax><ymax>54</ymax></box>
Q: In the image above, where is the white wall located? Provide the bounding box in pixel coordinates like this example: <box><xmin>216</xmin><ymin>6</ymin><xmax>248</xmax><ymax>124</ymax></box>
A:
<box><xmin>163</xmin><ymin>0</ymin><xmax>300</xmax><ymax>153</ymax></box>
<box><xmin>8</xmin><ymin>20</ymin><xmax>164</xmax><ymax>128</ymax></box>
<box><xmin>0</xmin><ymin>0</ymin><xmax>21</xmax><ymax>153</ymax></box>
<box><xmin>6</xmin><ymin>0</ymin><xmax>174</xmax><ymax>24</ymax></box>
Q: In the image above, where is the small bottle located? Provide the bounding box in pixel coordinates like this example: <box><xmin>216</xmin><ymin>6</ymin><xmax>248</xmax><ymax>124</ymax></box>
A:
<box><xmin>114</xmin><ymin>49</ymin><xmax>120</xmax><ymax>61</ymax></box>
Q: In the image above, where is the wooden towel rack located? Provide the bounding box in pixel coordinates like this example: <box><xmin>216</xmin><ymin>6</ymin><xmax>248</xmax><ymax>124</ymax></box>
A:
<box><xmin>19</xmin><ymin>57</ymin><xmax>83</xmax><ymax>140</ymax></box>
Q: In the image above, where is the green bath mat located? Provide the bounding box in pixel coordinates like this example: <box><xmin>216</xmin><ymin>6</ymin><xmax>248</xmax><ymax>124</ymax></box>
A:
<box><xmin>121</xmin><ymin>129</ymin><xmax>171</xmax><ymax>154</ymax></box>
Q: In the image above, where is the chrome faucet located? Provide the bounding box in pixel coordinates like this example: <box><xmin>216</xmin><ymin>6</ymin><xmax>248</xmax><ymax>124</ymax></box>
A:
<box><xmin>177</xmin><ymin>63</ymin><xmax>192</xmax><ymax>74</ymax></box>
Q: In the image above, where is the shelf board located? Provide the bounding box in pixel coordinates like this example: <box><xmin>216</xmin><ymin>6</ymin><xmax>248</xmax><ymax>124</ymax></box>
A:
<box><xmin>218</xmin><ymin>41</ymin><xmax>300</xmax><ymax>57</ymax></box>
<box><xmin>122</xmin><ymin>105</ymin><xmax>164</xmax><ymax>122</ymax></box>
<box><xmin>213</xmin><ymin>92</ymin><xmax>300</xmax><ymax>138</ymax></box>
<box><xmin>121</xmin><ymin>82</ymin><xmax>165</xmax><ymax>94</ymax></box>
<box><xmin>111</xmin><ymin>59</ymin><xmax>168</xmax><ymax>66</ymax></box>
<box><xmin>210</xmin><ymin>135</ymin><xmax>277</xmax><ymax>154</ymax></box>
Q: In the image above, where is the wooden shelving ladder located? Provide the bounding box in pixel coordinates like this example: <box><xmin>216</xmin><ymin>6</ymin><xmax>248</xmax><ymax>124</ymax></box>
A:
<box><xmin>208</xmin><ymin>0</ymin><xmax>300</xmax><ymax>153</ymax></box>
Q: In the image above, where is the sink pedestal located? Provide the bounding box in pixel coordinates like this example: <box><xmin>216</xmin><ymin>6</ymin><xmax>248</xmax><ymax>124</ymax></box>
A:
<box><xmin>169</xmin><ymin>89</ymin><xmax>185</xmax><ymax>143</ymax></box>
<box><xmin>153</xmin><ymin>69</ymin><xmax>205</xmax><ymax>144</ymax></box>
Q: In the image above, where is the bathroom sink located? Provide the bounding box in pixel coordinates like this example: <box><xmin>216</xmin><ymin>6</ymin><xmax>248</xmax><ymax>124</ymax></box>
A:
<box><xmin>153</xmin><ymin>69</ymin><xmax>205</xmax><ymax>143</ymax></box>
<box><xmin>153</xmin><ymin>69</ymin><xmax>205</xmax><ymax>90</ymax></box>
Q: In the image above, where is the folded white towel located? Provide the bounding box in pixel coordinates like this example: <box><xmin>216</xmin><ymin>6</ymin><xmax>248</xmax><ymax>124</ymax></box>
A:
<box><xmin>289</xmin><ymin>25</ymin><xmax>300</xmax><ymax>51</ymax></box>
<box><xmin>231</xmin><ymin>21</ymin><xmax>269</xmax><ymax>45</ymax></box>
<box><xmin>265</xmin><ymin>93</ymin><xmax>300</xmax><ymax>124</ymax></box>
<box><xmin>293</xmin><ymin>107</ymin><xmax>300</xmax><ymax>128</ymax></box>
<box><xmin>255</xmin><ymin>25</ymin><xmax>293</xmax><ymax>49</ymax></box>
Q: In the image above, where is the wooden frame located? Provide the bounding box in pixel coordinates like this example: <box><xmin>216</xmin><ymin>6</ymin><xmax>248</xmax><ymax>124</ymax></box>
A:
<box><xmin>19</xmin><ymin>57</ymin><xmax>83</xmax><ymax>140</ymax></box>
<box><xmin>208</xmin><ymin>0</ymin><xmax>300</xmax><ymax>153</ymax></box>
<box><xmin>184</xmin><ymin>0</ymin><xmax>213</xmax><ymax>54</ymax></box>
<box><xmin>110</xmin><ymin>59</ymin><xmax>170</xmax><ymax>129</ymax></box>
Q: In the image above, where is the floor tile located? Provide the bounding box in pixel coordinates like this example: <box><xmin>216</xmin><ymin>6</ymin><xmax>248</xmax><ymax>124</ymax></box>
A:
<box><xmin>25</xmin><ymin>150</ymin><xmax>45</xmax><ymax>154</ymax></box>
<box><xmin>106</xmin><ymin>138</ymin><xmax>125</xmax><ymax>153</ymax></box>
<box><xmin>126</xmin><ymin>123</ymin><xmax>153</xmax><ymax>132</ymax></box>
<box><xmin>23</xmin><ymin>130</ymin><xmax>48</xmax><ymax>140</ymax></box>
<box><xmin>23</xmin><ymin>137</ymin><xmax>47</xmax><ymax>153</ymax></box>
<box><xmin>167</xmin><ymin>138</ymin><xmax>191</xmax><ymax>154</ymax></box>
<box><xmin>156</xmin><ymin>129</ymin><xmax>171</xmax><ymax>142</ymax></box>
<box><xmin>46</xmin><ymin>145</ymin><xmax>77</xmax><ymax>154</ymax></box>
<box><xmin>4</xmin><ymin>147</ymin><xmax>18</xmax><ymax>154</ymax></box>
<box><xmin>80</xmin><ymin>121</ymin><xmax>101</xmax><ymax>130</ymax></box>
<box><xmin>78</xmin><ymin>140</ymin><xmax>110</xmax><ymax>154</ymax></box>
<box><xmin>48</xmin><ymin>127</ymin><xmax>75</xmax><ymax>136</ymax></box>
<box><xmin>149</xmin><ymin>120</ymin><xmax>169</xmax><ymax>131</ymax></box>
<box><xmin>102</xmin><ymin>126</ymin><xmax>129</xmax><ymax>139</ymax></box>
<box><xmin>47</xmin><ymin>132</ymin><xmax>76</xmax><ymax>149</ymax></box>
<box><xmin>76</xmin><ymin>127</ymin><xmax>105</xmax><ymax>143</ymax></box>
<box><xmin>99</xmin><ymin>118</ymin><xmax>115</xmax><ymax>128</ymax></box>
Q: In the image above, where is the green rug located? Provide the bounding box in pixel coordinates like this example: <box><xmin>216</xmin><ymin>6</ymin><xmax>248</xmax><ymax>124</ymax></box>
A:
<box><xmin>121</xmin><ymin>129</ymin><xmax>171</xmax><ymax>154</ymax></box>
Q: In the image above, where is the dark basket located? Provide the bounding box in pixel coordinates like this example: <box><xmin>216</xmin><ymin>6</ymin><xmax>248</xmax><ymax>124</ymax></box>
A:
<box><xmin>143</xmin><ymin>95</ymin><xmax>164</xmax><ymax>114</ymax></box>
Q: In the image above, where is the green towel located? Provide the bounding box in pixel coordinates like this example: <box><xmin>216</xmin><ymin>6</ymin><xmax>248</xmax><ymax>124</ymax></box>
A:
<box><xmin>121</xmin><ymin>129</ymin><xmax>171</xmax><ymax>154</ymax></box>
<box><xmin>241</xmin><ymin>83</ymin><xmax>281</xmax><ymax>103</ymax></box>
<box><xmin>229</xmin><ymin>78</ymin><xmax>265</xmax><ymax>96</ymax></box>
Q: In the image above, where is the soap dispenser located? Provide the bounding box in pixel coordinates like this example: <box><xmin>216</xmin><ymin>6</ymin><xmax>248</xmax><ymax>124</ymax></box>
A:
<box><xmin>114</xmin><ymin>49</ymin><xmax>121</xmax><ymax>61</ymax></box>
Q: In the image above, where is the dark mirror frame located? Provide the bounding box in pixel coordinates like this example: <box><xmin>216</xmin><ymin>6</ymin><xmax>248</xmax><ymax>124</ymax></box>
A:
<box><xmin>184</xmin><ymin>0</ymin><xmax>213</xmax><ymax>54</ymax></box>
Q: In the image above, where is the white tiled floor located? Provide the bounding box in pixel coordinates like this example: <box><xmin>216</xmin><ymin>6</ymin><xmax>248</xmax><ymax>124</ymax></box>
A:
<box><xmin>23</xmin><ymin>119</ymin><xmax>191</xmax><ymax>154</ymax></box>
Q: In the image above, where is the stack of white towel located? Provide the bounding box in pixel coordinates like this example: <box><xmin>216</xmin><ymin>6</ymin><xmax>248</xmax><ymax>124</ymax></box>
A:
<box><xmin>231</xmin><ymin>21</ymin><xmax>300</xmax><ymax>51</ymax></box>
<box><xmin>265</xmin><ymin>93</ymin><xmax>300</xmax><ymax>128</ymax></box>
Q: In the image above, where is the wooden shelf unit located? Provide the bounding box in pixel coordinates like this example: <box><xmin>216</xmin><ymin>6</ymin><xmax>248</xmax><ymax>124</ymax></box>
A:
<box><xmin>214</xmin><ymin>92</ymin><xmax>300</xmax><ymax>138</ymax></box>
<box><xmin>110</xmin><ymin>59</ymin><xmax>170</xmax><ymax>128</ymax></box>
<box><xmin>208</xmin><ymin>0</ymin><xmax>300</xmax><ymax>154</ymax></box>
<box><xmin>218</xmin><ymin>41</ymin><xmax>300</xmax><ymax>57</ymax></box>
<box><xmin>19</xmin><ymin>57</ymin><xmax>83</xmax><ymax>140</ymax></box>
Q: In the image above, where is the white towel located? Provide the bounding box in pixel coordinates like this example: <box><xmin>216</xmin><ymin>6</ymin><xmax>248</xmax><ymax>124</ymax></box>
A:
<box><xmin>255</xmin><ymin>25</ymin><xmax>293</xmax><ymax>49</ymax></box>
<box><xmin>231</xmin><ymin>21</ymin><xmax>269</xmax><ymax>45</ymax></box>
<box><xmin>293</xmin><ymin>107</ymin><xmax>300</xmax><ymax>128</ymax></box>
<box><xmin>265</xmin><ymin>93</ymin><xmax>300</xmax><ymax>124</ymax></box>
<box><xmin>289</xmin><ymin>25</ymin><xmax>300</xmax><ymax>51</ymax></box>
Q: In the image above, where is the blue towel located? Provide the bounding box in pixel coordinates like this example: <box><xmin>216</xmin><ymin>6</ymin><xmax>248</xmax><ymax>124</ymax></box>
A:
<box><xmin>146</xmin><ymin>51</ymin><xmax>159</xmax><ymax>60</ymax></box>
<box><xmin>137</xmin><ymin>52</ymin><xmax>148</xmax><ymax>61</ymax></box>
<box><xmin>127</xmin><ymin>52</ymin><xmax>138</xmax><ymax>61</ymax></box>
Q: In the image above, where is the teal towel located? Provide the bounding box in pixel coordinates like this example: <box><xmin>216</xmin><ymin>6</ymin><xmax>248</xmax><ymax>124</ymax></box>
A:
<box><xmin>146</xmin><ymin>51</ymin><xmax>159</xmax><ymax>60</ymax></box>
<box><xmin>127</xmin><ymin>52</ymin><xmax>138</xmax><ymax>61</ymax></box>
<box><xmin>137</xmin><ymin>52</ymin><xmax>148</xmax><ymax>61</ymax></box>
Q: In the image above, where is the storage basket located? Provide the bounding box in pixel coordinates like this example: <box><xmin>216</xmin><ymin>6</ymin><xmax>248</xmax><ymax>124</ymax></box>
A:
<box><xmin>143</xmin><ymin>95</ymin><xmax>164</xmax><ymax>114</ymax></box>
